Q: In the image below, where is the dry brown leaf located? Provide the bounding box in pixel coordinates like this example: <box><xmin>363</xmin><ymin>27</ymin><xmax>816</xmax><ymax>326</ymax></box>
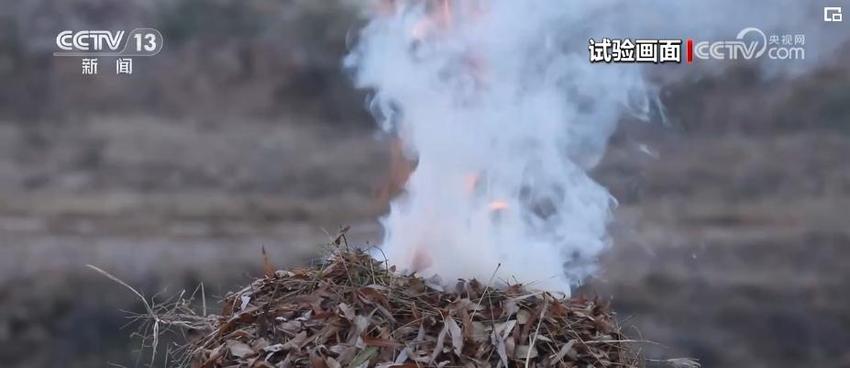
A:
<box><xmin>445</xmin><ymin>317</ymin><xmax>464</xmax><ymax>356</ymax></box>
<box><xmin>516</xmin><ymin>309</ymin><xmax>531</xmax><ymax>325</ymax></box>
<box><xmin>173</xmin><ymin>248</ymin><xmax>640</xmax><ymax>368</ymax></box>
<box><xmin>281</xmin><ymin>331</ymin><xmax>308</xmax><ymax>351</ymax></box>
<box><xmin>261</xmin><ymin>246</ymin><xmax>276</xmax><ymax>278</ymax></box>
<box><xmin>338</xmin><ymin>303</ymin><xmax>356</xmax><ymax>321</ymax></box>
<box><xmin>362</xmin><ymin>336</ymin><xmax>402</xmax><ymax>348</ymax></box>
<box><xmin>226</xmin><ymin>339</ymin><xmax>255</xmax><ymax>359</ymax></box>
<box><xmin>515</xmin><ymin>345</ymin><xmax>538</xmax><ymax>360</ymax></box>
<box><xmin>551</xmin><ymin>339</ymin><xmax>578</xmax><ymax>363</ymax></box>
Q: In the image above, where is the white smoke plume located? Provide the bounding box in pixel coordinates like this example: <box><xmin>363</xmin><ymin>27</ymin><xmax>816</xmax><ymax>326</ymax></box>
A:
<box><xmin>344</xmin><ymin>0</ymin><xmax>847</xmax><ymax>294</ymax></box>
<box><xmin>345</xmin><ymin>0</ymin><xmax>652</xmax><ymax>294</ymax></box>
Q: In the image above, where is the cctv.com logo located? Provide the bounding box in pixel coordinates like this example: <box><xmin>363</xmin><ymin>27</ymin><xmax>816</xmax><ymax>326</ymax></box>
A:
<box><xmin>588</xmin><ymin>27</ymin><xmax>806</xmax><ymax>65</ymax></box>
<box><xmin>686</xmin><ymin>27</ymin><xmax>806</xmax><ymax>63</ymax></box>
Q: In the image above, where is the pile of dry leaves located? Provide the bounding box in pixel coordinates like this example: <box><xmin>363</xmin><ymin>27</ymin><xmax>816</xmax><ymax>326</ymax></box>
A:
<box><xmin>171</xmin><ymin>245</ymin><xmax>642</xmax><ymax>368</ymax></box>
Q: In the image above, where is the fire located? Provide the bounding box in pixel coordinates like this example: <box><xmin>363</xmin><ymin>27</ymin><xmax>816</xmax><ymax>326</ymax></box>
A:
<box><xmin>405</xmin><ymin>1</ymin><xmax>490</xmax><ymax>87</ymax></box>
<box><xmin>463</xmin><ymin>173</ymin><xmax>480</xmax><ymax>194</ymax></box>
<box><xmin>411</xmin><ymin>246</ymin><xmax>433</xmax><ymax>272</ymax></box>
<box><xmin>348</xmin><ymin>0</ymin><xmax>646</xmax><ymax>294</ymax></box>
<box><xmin>376</xmin><ymin>137</ymin><xmax>415</xmax><ymax>208</ymax></box>
<box><xmin>410</xmin><ymin>0</ymin><xmax>454</xmax><ymax>40</ymax></box>
<box><xmin>440</xmin><ymin>0</ymin><xmax>452</xmax><ymax>24</ymax></box>
<box><xmin>375</xmin><ymin>0</ymin><xmax>396</xmax><ymax>16</ymax></box>
<box><xmin>410</xmin><ymin>18</ymin><xmax>432</xmax><ymax>40</ymax></box>
<box><xmin>488</xmin><ymin>200</ymin><xmax>509</xmax><ymax>211</ymax></box>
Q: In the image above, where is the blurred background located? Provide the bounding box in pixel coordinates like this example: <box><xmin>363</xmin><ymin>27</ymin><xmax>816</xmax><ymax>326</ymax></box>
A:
<box><xmin>0</xmin><ymin>1</ymin><xmax>849</xmax><ymax>367</ymax></box>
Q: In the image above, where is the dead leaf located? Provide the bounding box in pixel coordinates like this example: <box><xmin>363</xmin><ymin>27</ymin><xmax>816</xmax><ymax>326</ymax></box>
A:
<box><xmin>338</xmin><ymin>303</ymin><xmax>356</xmax><ymax>321</ymax></box>
<box><xmin>239</xmin><ymin>294</ymin><xmax>251</xmax><ymax>311</ymax></box>
<box><xmin>362</xmin><ymin>336</ymin><xmax>402</xmax><ymax>348</ymax></box>
<box><xmin>349</xmin><ymin>346</ymin><xmax>378</xmax><ymax>367</ymax></box>
<box><xmin>494</xmin><ymin>320</ymin><xmax>517</xmax><ymax>339</ymax></box>
<box><xmin>177</xmin><ymin>248</ymin><xmax>638</xmax><ymax>368</ymax></box>
<box><xmin>226</xmin><ymin>339</ymin><xmax>255</xmax><ymax>359</ymax></box>
<box><xmin>261</xmin><ymin>246</ymin><xmax>276</xmax><ymax>278</ymax></box>
<box><xmin>310</xmin><ymin>351</ymin><xmax>328</xmax><ymax>368</ymax></box>
<box><xmin>281</xmin><ymin>331</ymin><xmax>308</xmax><ymax>351</ymax></box>
<box><xmin>430</xmin><ymin>322</ymin><xmax>449</xmax><ymax>363</ymax></box>
<box><xmin>514</xmin><ymin>345</ymin><xmax>538</xmax><ymax>360</ymax></box>
<box><xmin>446</xmin><ymin>317</ymin><xmax>463</xmax><ymax>356</ymax></box>
<box><xmin>552</xmin><ymin>339</ymin><xmax>578</xmax><ymax>362</ymax></box>
<box><xmin>263</xmin><ymin>344</ymin><xmax>285</xmax><ymax>353</ymax></box>
<box><xmin>325</xmin><ymin>357</ymin><xmax>342</xmax><ymax>368</ymax></box>
<box><xmin>516</xmin><ymin>309</ymin><xmax>531</xmax><ymax>324</ymax></box>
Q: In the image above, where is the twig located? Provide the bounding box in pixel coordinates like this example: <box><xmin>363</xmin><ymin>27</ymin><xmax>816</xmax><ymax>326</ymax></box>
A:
<box><xmin>469</xmin><ymin>262</ymin><xmax>501</xmax><ymax>322</ymax></box>
<box><xmin>525</xmin><ymin>299</ymin><xmax>548</xmax><ymax>368</ymax></box>
<box><xmin>87</xmin><ymin>264</ymin><xmax>161</xmax><ymax>367</ymax></box>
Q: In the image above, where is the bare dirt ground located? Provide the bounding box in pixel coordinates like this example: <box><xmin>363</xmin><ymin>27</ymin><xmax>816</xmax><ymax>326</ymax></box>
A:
<box><xmin>0</xmin><ymin>115</ymin><xmax>848</xmax><ymax>368</ymax></box>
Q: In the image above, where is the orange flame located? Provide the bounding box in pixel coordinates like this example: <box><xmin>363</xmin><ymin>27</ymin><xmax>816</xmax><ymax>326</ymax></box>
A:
<box><xmin>410</xmin><ymin>0</ymin><xmax>455</xmax><ymax>40</ymax></box>
<box><xmin>441</xmin><ymin>0</ymin><xmax>452</xmax><ymax>24</ymax></box>
<box><xmin>488</xmin><ymin>200</ymin><xmax>509</xmax><ymax>211</ymax></box>
<box><xmin>375</xmin><ymin>0</ymin><xmax>397</xmax><ymax>16</ymax></box>
<box><xmin>411</xmin><ymin>245</ymin><xmax>433</xmax><ymax>272</ymax></box>
<box><xmin>463</xmin><ymin>173</ymin><xmax>480</xmax><ymax>194</ymax></box>
<box><xmin>376</xmin><ymin>136</ymin><xmax>415</xmax><ymax>208</ymax></box>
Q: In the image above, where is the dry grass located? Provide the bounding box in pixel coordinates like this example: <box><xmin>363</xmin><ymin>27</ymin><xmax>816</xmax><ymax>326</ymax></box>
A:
<box><xmin>145</xmin><ymin>237</ymin><xmax>646</xmax><ymax>368</ymax></box>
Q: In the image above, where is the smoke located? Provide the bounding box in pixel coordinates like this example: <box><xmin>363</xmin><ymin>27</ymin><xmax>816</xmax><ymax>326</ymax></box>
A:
<box><xmin>344</xmin><ymin>0</ymin><xmax>848</xmax><ymax>294</ymax></box>
<box><xmin>345</xmin><ymin>0</ymin><xmax>651</xmax><ymax>294</ymax></box>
